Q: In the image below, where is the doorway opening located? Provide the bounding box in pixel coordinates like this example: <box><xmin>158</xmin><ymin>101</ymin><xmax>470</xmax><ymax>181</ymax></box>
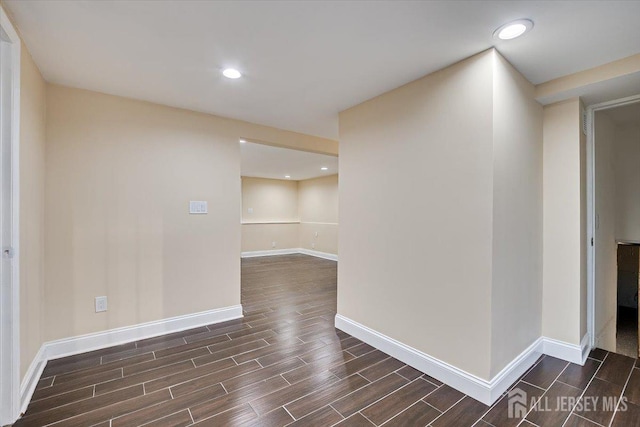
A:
<box><xmin>590</xmin><ymin>97</ymin><xmax>640</xmax><ymax>357</ymax></box>
<box><xmin>238</xmin><ymin>139</ymin><xmax>338</xmax><ymax>261</ymax></box>
<box><xmin>616</xmin><ymin>243</ymin><xmax>639</xmax><ymax>357</ymax></box>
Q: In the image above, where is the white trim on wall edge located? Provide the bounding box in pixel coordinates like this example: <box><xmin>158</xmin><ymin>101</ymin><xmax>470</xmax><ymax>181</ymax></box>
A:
<box><xmin>241</xmin><ymin>248</ymin><xmax>338</xmax><ymax>261</ymax></box>
<box><xmin>19</xmin><ymin>304</ymin><xmax>242</xmax><ymax>416</ymax></box>
<box><xmin>335</xmin><ymin>315</ymin><xmax>590</xmax><ymax>406</ymax></box>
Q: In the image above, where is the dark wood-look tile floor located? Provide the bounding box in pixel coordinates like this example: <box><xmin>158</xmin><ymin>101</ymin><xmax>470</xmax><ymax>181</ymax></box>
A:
<box><xmin>13</xmin><ymin>254</ymin><xmax>640</xmax><ymax>426</ymax></box>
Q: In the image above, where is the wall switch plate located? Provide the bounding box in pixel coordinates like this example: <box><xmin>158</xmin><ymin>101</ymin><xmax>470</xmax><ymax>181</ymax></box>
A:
<box><xmin>189</xmin><ymin>201</ymin><xmax>208</xmax><ymax>214</ymax></box>
<box><xmin>314</xmin><ymin>232</ymin><xmax>318</xmax><ymax>238</ymax></box>
<box><xmin>311</xmin><ymin>242</ymin><xmax>315</xmax><ymax>249</ymax></box>
<box><xmin>95</xmin><ymin>296</ymin><xmax>108</xmax><ymax>313</ymax></box>
<box><xmin>272</xmin><ymin>241</ymin><xmax>276</xmax><ymax>248</ymax></box>
<box><xmin>247</xmin><ymin>208</ymin><xmax>253</xmax><ymax>214</ymax></box>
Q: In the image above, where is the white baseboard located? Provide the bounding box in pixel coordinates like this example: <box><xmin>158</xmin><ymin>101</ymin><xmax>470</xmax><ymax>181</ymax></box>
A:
<box><xmin>542</xmin><ymin>333</ymin><xmax>590</xmax><ymax>365</ymax></box>
<box><xmin>335</xmin><ymin>314</ymin><xmax>590</xmax><ymax>406</ymax></box>
<box><xmin>241</xmin><ymin>249</ymin><xmax>301</xmax><ymax>258</ymax></box>
<box><xmin>19</xmin><ymin>345</ymin><xmax>47</xmax><ymax>417</ymax></box>
<box><xmin>298</xmin><ymin>248</ymin><xmax>338</xmax><ymax>261</ymax></box>
<box><xmin>241</xmin><ymin>248</ymin><xmax>338</xmax><ymax>261</ymax></box>
<box><xmin>19</xmin><ymin>304</ymin><xmax>243</xmax><ymax>415</ymax></box>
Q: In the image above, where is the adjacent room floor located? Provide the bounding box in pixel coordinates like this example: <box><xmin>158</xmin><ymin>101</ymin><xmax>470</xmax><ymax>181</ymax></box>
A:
<box><xmin>15</xmin><ymin>255</ymin><xmax>640</xmax><ymax>426</ymax></box>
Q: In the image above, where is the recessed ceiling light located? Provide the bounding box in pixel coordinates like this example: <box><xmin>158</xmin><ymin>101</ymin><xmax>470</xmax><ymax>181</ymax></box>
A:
<box><xmin>223</xmin><ymin>68</ymin><xmax>242</xmax><ymax>79</ymax></box>
<box><xmin>493</xmin><ymin>19</ymin><xmax>534</xmax><ymax>40</ymax></box>
<box><xmin>239</xmin><ymin>139</ymin><xmax>246</xmax><ymax>143</ymax></box>
<box><xmin>321</xmin><ymin>167</ymin><xmax>328</xmax><ymax>171</ymax></box>
<box><xmin>285</xmin><ymin>175</ymin><xmax>291</xmax><ymax>179</ymax></box>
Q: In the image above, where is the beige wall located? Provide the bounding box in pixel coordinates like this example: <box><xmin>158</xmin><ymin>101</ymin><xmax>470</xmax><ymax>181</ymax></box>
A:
<box><xmin>19</xmin><ymin>44</ymin><xmax>46</xmax><ymax>379</ymax></box>
<box><xmin>44</xmin><ymin>85</ymin><xmax>336</xmax><ymax>341</ymax></box>
<box><xmin>241</xmin><ymin>177</ymin><xmax>299</xmax><ymax>252</ymax></box>
<box><xmin>594</xmin><ymin>111</ymin><xmax>617</xmax><ymax>351</ymax></box>
<box><xmin>490</xmin><ymin>53</ymin><xmax>543</xmax><ymax>376</ymax></box>
<box><xmin>298</xmin><ymin>174</ymin><xmax>338</xmax><ymax>254</ymax></box>
<box><xmin>614</xmin><ymin>124</ymin><xmax>640</xmax><ymax>241</ymax></box>
<box><xmin>240</xmin><ymin>175</ymin><xmax>339</xmax><ymax>255</ymax></box>
<box><xmin>242</xmin><ymin>177</ymin><xmax>299</xmax><ymax>222</ymax></box>
<box><xmin>542</xmin><ymin>98</ymin><xmax>587</xmax><ymax>346</ymax></box>
<box><xmin>339</xmin><ymin>50</ymin><xmax>496</xmax><ymax>379</ymax></box>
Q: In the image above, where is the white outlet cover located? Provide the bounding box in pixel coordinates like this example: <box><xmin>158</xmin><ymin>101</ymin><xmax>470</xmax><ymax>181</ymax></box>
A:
<box><xmin>95</xmin><ymin>296</ymin><xmax>108</xmax><ymax>313</ymax></box>
<box><xmin>189</xmin><ymin>201</ymin><xmax>208</xmax><ymax>214</ymax></box>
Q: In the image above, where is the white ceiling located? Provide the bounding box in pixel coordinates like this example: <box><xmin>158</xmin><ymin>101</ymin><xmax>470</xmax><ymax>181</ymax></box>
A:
<box><xmin>605</xmin><ymin>102</ymin><xmax>640</xmax><ymax>126</ymax></box>
<box><xmin>241</xmin><ymin>142</ymin><xmax>338</xmax><ymax>181</ymax></box>
<box><xmin>6</xmin><ymin>1</ymin><xmax>640</xmax><ymax>139</ymax></box>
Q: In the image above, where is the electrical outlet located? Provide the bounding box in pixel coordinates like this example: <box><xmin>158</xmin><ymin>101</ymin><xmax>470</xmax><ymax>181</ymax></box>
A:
<box><xmin>272</xmin><ymin>241</ymin><xmax>276</xmax><ymax>248</ymax></box>
<box><xmin>95</xmin><ymin>296</ymin><xmax>108</xmax><ymax>313</ymax></box>
<box><xmin>314</xmin><ymin>231</ymin><xmax>318</xmax><ymax>238</ymax></box>
<box><xmin>311</xmin><ymin>242</ymin><xmax>315</xmax><ymax>249</ymax></box>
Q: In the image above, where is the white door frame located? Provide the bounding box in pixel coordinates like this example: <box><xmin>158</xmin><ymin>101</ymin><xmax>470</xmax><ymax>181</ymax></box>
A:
<box><xmin>0</xmin><ymin>6</ymin><xmax>20</xmax><ymax>425</ymax></box>
<box><xmin>586</xmin><ymin>93</ymin><xmax>640</xmax><ymax>351</ymax></box>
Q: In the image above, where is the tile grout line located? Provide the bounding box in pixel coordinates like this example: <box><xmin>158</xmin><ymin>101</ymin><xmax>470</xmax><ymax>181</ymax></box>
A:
<box><xmin>515</xmin><ymin>358</ymin><xmax>575</xmax><ymax>427</ymax></box>
<box><xmin>607</xmin><ymin>356</ymin><xmax>635</xmax><ymax>427</ymax></box>
<box><xmin>559</xmin><ymin>352</ymin><xmax>608</xmax><ymax>427</ymax></box>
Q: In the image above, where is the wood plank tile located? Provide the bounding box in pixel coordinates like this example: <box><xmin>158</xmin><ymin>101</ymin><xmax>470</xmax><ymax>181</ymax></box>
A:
<box><xmin>95</xmin><ymin>359</ymin><xmax>196</xmax><ymax>395</ymax></box>
<box><xmin>525</xmin><ymin>381</ymin><xmax>582</xmax><ymax>426</ymax></box>
<box><xmin>361</xmin><ymin>378</ymin><xmax>437</xmax><ymax>425</ymax></box>
<box><xmin>138</xmin><ymin>410</ymin><xmax>193</xmax><ymax>427</ymax></box>
<box><xmin>395</xmin><ymin>365</ymin><xmax>423</xmax><ymax>381</ymax></box>
<box><xmin>521</xmin><ymin>356</ymin><xmax>568</xmax><ymax>390</ymax></box>
<box><xmin>111</xmin><ymin>384</ymin><xmax>225</xmax><ymax>427</ymax></box>
<box><xmin>329</xmin><ymin>349</ymin><xmax>389</xmax><ymax>379</ymax></box>
<box><xmin>285</xmin><ymin>405</ymin><xmax>344</xmax><ymax>427</ymax></box>
<box><xmin>588</xmin><ymin>348</ymin><xmax>608</xmax><ymax>361</ymax></box>
<box><xmin>423</xmin><ymin>384</ymin><xmax>465</xmax><ymax>412</ymax></box>
<box><xmin>190</xmin><ymin>376</ymin><xmax>289</xmax><ymax>422</ymax></box>
<box><xmin>381</xmin><ymin>400</ymin><xmax>441</xmax><ymax>427</ymax></box>
<box><xmin>241</xmin><ymin>407</ymin><xmax>294</xmax><ymax>427</ymax></box>
<box><xmin>15</xmin><ymin>385</ymin><xmax>144</xmax><ymax>427</ymax></box>
<box><xmin>221</xmin><ymin>357</ymin><xmax>306</xmax><ymax>392</ymax></box>
<box><xmin>31</xmin><ymin>368</ymin><xmax>123</xmax><ymax>401</ymax></box>
<box><xmin>556</xmin><ymin>358</ymin><xmax>601</xmax><ymax>390</ymax></box>
<box><xmin>191</xmin><ymin>403</ymin><xmax>257</xmax><ymax>426</ymax></box>
<box><xmin>564</xmin><ymin>414</ymin><xmax>604</xmax><ymax>426</ymax></box>
<box><xmin>623</xmin><ymin>368</ymin><xmax>640</xmax><ymax>406</ymax></box>
<box><xmin>358</xmin><ymin>358</ymin><xmax>404</xmax><ymax>382</ymax></box>
<box><xmin>573</xmin><ymin>377</ymin><xmax>622</xmax><ymax>425</ymax></box>
<box><xmin>430</xmin><ymin>396</ymin><xmax>489</xmax><ymax>427</ymax></box>
<box><xmin>333</xmin><ymin>413</ymin><xmax>375</xmax><ymax>426</ymax></box>
<box><xmin>54</xmin><ymin>353</ymin><xmax>155</xmax><ymax>385</ymax></box>
<box><xmin>331</xmin><ymin>373</ymin><xmax>409</xmax><ymax>418</ymax></box>
<box><xmin>482</xmin><ymin>381</ymin><xmax>545</xmax><ymax>427</ymax></box>
<box><xmin>285</xmin><ymin>373</ymin><xmax>370</xmax><ymax>419</ymax></box>
<box><xmin>169</xmin><ymin>360</ymin><xmax>262</xmax><ymax>397</ymax></box>
<box><xmin>24</xmin><ymin>386</ymin><xmax>94</xmax><ymax>416</ymax></box>
<box><xmin>249</xmin><ymin>370</ymin><xmax>340</xmax><ymax>416</ymax></box>
<box><xmin>123</xmin><ymin>347</ymin><xmax>210</xmax><ymax>376</ymax></box>
<box><xmin>596</xmin><ymin>352</ymin><xmax>635</xmax><ymax>387</ymax></box>
<box><xmin>611</xmin><ymin>400</ymin><xmax>640</xmax><ymax>426</ymax></box>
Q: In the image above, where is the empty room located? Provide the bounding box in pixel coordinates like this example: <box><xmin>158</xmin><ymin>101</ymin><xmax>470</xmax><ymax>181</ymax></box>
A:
<box><xmin>1</xmin><ymin>1</ymin><xmax>640</xmax><ymax>426</ymax></box>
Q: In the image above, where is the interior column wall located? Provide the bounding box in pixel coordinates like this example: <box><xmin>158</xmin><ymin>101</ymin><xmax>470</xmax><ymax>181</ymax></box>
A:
<box><xmin>542</xmin><ymin>98</ymin><xmax>587</xmax><ymax>346</ymax></box>
<box><xmin>338</xmin><ymin>50</ymin><xmax>495</xmax><ymax>379</ymax></box>
<box><xmin>19</xmin><ymin>43</ymin><xmax>46</xmax><ymax>380</ymax></box>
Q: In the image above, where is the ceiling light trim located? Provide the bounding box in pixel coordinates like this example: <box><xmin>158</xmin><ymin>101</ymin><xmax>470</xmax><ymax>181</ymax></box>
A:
<box><xmin>493</xmin><ymin>19</ymin><xmax>534</xmax><ymax>40</ymax></box>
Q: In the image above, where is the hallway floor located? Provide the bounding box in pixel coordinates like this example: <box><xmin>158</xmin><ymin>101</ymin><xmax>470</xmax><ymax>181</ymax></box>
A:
<box><xmin>15</xmin><ymin>255</ymin><xmax>640</xmax><ymax>426</ymax></box>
